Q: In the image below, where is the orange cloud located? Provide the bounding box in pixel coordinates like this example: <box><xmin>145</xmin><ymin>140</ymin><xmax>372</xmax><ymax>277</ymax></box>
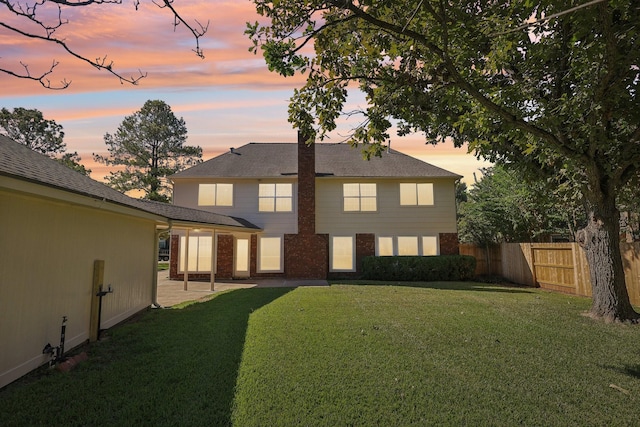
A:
<box><xmin>0</xmin><ymin>0</ymin><xmax>284</xmax><ymax>96</ymax></box>
<box><xmin>1</xmin><ymin>0</ymin><xmax>490</xmax><ymax>186</ymax></box>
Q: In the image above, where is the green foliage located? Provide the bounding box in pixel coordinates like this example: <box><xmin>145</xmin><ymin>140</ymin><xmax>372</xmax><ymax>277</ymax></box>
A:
<box><xmin>94</xmin><ymin>100</ymin><xmax>202</xmax><ymax>202</ymax></box>
<box><xmin>0</xmin><ymin>107</ymin><xmax>90</xmax><ymax>176</ymax></box>
<box><xmin>247</xmin><ymin>1</ymin><xmax>639</xmax><ymax>192</ymax></box>
<box><xmin>361</xmin><ymin>255</ymin><xmax>476</xmax><ymax>281</ymax></box>
<box><xmin>458</xmin><ymin>165</ymin><xmax>583</xmax><ymax>244</ymax></box>
<box><xmin>0</xmin><ymin>107</ymin><xmax>65</xmax><ymax>155</ymax></box>
<box><xmin>55</xmin><ymin>151</ymin><xmax>91</xmax><ymax>176</ymax></box>
<box><xmin>455</xmin><ymin>180</ymin><xmax>468</xmax><ymax>206</ymax></box>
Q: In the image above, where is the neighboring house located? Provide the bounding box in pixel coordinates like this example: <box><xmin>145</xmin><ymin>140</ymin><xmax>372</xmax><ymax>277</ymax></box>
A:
<box><xmin>170</xmin><ymin>133</ymin><xmax>461</xmax><ymax>281</ymax></box>
<box><xmin>0</xmin><ymin>136</ymin><xmax>259</xmax><ymax>389</ymax></box>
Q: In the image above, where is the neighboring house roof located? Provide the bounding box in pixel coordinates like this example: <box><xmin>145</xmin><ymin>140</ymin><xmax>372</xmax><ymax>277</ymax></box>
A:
<box><xmin>0</xmin><ymin>135</ymin><xmax>260</xmax><ymax>231</ymax></box>
<box><xmin>171</xmin><ymin>142</ymin><xmax>462</xmax><ymax>179</ymax></box>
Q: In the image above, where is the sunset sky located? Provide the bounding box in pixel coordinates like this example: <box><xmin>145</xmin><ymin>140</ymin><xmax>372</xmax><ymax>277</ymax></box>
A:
<box><xmin>0</xmin><ymin>0</ymin><xmax>490</xmax><ymax>184</ymax></box>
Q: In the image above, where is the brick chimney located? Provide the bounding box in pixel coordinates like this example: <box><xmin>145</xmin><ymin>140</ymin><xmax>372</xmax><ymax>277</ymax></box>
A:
<box><xmin>297</xmin><ymin>131</ymin><xmax>315</xmax><ymax>235</ymax></box>
<box><xmin>284</xmin><ymin>131</ymin><xmax>328</xmax><ymax>279</ymax></box>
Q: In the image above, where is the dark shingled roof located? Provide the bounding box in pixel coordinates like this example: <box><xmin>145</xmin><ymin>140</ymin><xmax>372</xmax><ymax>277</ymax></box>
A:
<box><xmin>0</xmin><ymin>135</ymin><xmax>260</xmax><ymax>230</ymax></box>
<box><xmin>171</xmin><ymin>142</ymin><xmax>462</xmax><ymax>179</ymax></box>
<box><xmin>133</xmin><ymin>199</ymin><xmax>259</xmax><ymax>229</ymax></box>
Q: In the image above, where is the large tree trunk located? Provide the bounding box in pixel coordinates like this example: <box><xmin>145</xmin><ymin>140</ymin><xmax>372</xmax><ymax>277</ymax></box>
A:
<box><xmin>576</xmin><ymin>197</ymin><xmax>639</xmax><ymax>323</ymax></box>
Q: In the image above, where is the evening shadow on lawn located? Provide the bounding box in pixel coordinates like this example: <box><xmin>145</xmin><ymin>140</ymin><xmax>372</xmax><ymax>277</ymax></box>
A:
<box><xmin>0</xmin><ymin>287</ymin><xmax>293</xmax><ymax>426</ymax></box>
<box><xmin>602</xmin><ymin>363</ymin><xmax>640</xmax><ymax>379</ymax></box>
<box><xmin>158</xmin><ymin>287</ymin><xmax>294</xmax><ymax>425</ymax></box>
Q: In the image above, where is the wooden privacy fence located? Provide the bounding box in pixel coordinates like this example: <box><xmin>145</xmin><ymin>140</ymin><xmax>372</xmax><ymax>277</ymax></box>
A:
<box><xmin>460</xmin><ymin>242</ymin><xmax>640</xmax><ymax>307</ymax></box>
<box><xmin>459</xmin><ymin>244</ymin><xmax>502</xmax><ymax>276</ymax></box>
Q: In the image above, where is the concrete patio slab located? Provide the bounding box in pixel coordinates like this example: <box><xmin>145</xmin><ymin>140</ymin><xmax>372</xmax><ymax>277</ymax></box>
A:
<box><xmin>156</xmin><ymin>271</ymin><xmax>328</xmax><ymax>307</ymax></box>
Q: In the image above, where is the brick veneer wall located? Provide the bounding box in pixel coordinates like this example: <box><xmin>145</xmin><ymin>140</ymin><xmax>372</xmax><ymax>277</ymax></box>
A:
<box><xmin>284</xmin><ymin>233</ymin><xmax>329</xmax><ymax>279</ymax></box>
<box><xmin>216</xmin><ymin>234</ymin><xmax>234</xmax><ymax>279</ymax></box>
<box><xmin>356</xmin><ymin>233</ymin><xmax>376</xmax><ymax>270</ymax></box>
<box><xmin>439</xmin><ymin>232</ymin><xmax>459</xmax><ymax>255</ymax></box>
<box><xmin>169</xmin><ymin>235</ymin><xmax>179</xmax><ymax>279</ymax></box>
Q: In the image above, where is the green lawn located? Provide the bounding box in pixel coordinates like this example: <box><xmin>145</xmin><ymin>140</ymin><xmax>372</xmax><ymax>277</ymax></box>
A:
<box><xmin>2</xmin><ymin>282</ymin><xmax>639</xmax><ymax>426</ymax></box>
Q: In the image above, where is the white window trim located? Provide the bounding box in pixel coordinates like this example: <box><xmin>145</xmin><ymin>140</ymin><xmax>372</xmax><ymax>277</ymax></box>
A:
<box><xmin>257</xmin><ymin>235</ymin><xmax>284</xmax><ymax>273</ymax></box>
<box><xmin>234</xmin><ymin>237</ymin><xmax>250</xmax><ymax>275</ymax></box>
<box><xmin>343</xmin><ymin>183</ymin><xmax>377</xmax><ymax>212</ymax></box>
<box><xmin>330</xmin><ymin>235</ymin><xmax>356</xmax><ymax>272</ymax></box>
<box><xmin>399</xmin><ymin>182</ymin><xmax>435</xmax><ymax>207</ymax></box>
<box><xmin>258</xmin><ymin>183</ymin><xmax>294</xmax><ymax>213</ymax></box>
<box><xmin>179</xmin><ymin>233</ymin><xmax>214</xmax><ymax>273</ymax></box>
<box><xmin>397</xmin><ymin>235</ymin><xmax>420</xmax><ymax>256</ymax></box>
<box><xmin>198</xmin><ymin>183</ymin><xmax>234</xmax><ymax>207</ymax></box>
<box><xmin>422</xmin><ymin>235</ymin><xmax>440</xmax><ymax>256</ymax></box>
<box><xmin>376</xmin><ymin>235</ymin><xmax>395</xmax><ymax>256</ymax></box>
<box><xmin>375</xmin><ymin>235</ymin><xmax>440</xmax><ymax>256</ymax></box>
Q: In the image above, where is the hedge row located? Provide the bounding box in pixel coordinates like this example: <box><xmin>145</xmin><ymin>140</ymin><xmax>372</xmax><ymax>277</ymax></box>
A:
<box><xmin>361</xmin><ymin>255</ymin><xmax>476</xmax><ymax>281</ymax></box>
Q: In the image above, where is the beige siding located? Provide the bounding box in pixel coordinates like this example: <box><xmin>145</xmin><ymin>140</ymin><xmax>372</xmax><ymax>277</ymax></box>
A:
<box><xmin>173</xmin><ymin>179</ymin><xmax>297</xmax><ymax>234</ymax></box>
<box><xmin>316</xmin><ymin>178</ymin><xmax>458</xmax><ymax>235</ymax></box>
<box><xmin>0</xmin><ymin>188</ymin><xmax>155</xmax><ymax>388</ymax></box>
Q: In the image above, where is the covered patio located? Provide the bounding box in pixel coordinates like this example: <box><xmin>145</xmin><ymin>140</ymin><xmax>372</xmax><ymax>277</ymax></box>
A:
<box><xmin>155</xmin><ymin>270</ymin><xmax>328</xmax><ymax>307</ymax></box>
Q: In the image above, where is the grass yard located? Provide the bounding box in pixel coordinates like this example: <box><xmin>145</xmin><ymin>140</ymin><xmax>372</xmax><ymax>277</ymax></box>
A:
<box><xmin>1</xmin><ymin>282</ymin><xmax>640</xmax><ymax>426</ymax></box>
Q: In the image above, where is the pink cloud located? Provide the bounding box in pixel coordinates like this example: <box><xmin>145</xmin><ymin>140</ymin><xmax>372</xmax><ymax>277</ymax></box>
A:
<box><xmin>1</xmin><ymin>0</ymin><xmax>489</xmax><ymax>184</ymax></box>
<box><xmin>0</xmin><ymin>0</ymin><xmax>287</xmax><ymax>95</ymax></box>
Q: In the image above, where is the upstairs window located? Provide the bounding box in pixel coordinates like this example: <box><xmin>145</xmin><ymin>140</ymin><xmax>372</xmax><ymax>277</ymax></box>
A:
<box><xmin>198</xmin><ymin>183</ymin><xmax>233</xmax><ymax>206</ymax></box>
<box><xmin>400</xmin><ymin>183</ymin><xmax>434</xmax><ymax>206</ymax></box>
<box><xmin>343</xmin><ymin>183</ymin><xmax>377</xmax><ymax>212</ymax></box>
<box><xmin>259</xmin><ymin>183</ymin><xmax>293</xmax><ymax>212</ymax></box>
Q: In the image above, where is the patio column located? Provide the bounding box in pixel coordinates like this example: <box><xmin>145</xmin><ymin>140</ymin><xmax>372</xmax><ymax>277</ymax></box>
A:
<box><xmin>184</xmin><ymin>229</ymin><xmax>190</xmax><ymax>291</ymax></box>
<box><xmin>210</xmin><ymin>229</ymin><xmax>216</xmax><ymax>291</ymax></box>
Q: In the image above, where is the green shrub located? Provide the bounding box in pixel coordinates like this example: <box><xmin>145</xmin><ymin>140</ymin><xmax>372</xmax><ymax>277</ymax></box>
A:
<box><xmin>361</xmin><ymin>255</ymin><xmax>476</xmax><ymax>281</ymax></box>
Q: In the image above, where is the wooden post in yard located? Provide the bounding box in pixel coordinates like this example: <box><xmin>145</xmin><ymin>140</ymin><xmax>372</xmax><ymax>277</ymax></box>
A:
<box><xmin>90</xmin><ymin>260</ymin><xmax>104</xmax><ymax>342</ymax></box>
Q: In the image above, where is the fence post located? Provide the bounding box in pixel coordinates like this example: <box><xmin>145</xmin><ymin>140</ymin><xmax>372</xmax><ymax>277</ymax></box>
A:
<box><xmin>529</xmin><ymin>244</ymin><xmax>537</xmax><ymax>287</ymax></box>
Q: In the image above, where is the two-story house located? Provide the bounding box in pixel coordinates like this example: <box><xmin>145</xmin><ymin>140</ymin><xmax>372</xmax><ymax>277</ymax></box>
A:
<box><xmin>169</xmin><ymin>133</ymin><xmax>461</xmax><ymax>281</ymax></box>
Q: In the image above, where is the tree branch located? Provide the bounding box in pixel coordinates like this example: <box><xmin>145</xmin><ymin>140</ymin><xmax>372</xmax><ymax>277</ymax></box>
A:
<box><xmin>331</xmin><ymin>1</ymin><xmax>578</xmax><ymax>159</ymax></box>
<box><xmin>150</xmin><ymin>0</ymin><xmax>209</xmax><ymax>58</ymax></box>
<box><xmin>0</xmin><ymin>60</ymin><xmax>70</xmax><ymax>89</ymax></box>
<box><xmin>0</xmin><ymin>20</ymin><xmax>147</xmax><ymax>85</ymax></box>
<box><xmin>492</xmin><ymin>0</ymin><xmax>608</xmax><ymax>36</ymax></box>
<box><xmin>0</xmin><ymin>0</ymin><xmax>208</xmax><ymax>88</ymax></box>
